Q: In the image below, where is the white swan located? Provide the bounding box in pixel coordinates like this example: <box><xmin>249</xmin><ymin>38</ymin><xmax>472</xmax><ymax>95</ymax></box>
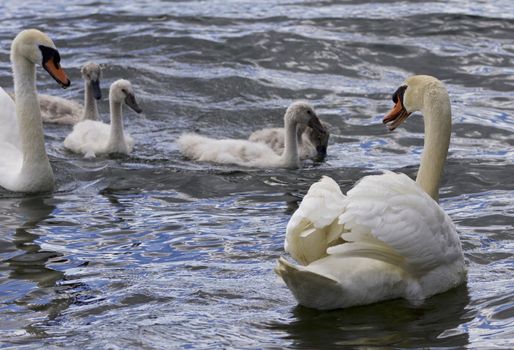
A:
<box><xmin>63</xmin><ymin>79</ymin><xmax>142</xmax><ymax>158</ymax></box>
<box><xmin>0</xmin><ymin>29</ymin><xmax>70</xmax><ymax>193</ymax></box>
<box><xmin>249</xmin><ymin>119</ymin><xmax>330</xmax><ymax>160</ymax></box>
<box><xmin>8</xmin><ymin>62</ymin><xmax>102</xmax><ymax>124</ymax></box>
<box><xmin>275</xmin><ymin>75</ymin><xmax>467</xmax><ymax>310</ymax></box>
<box><xmin>177</xmin><ymin>102</ymin><xmax>325</xmax><ymax>169</ymax></box>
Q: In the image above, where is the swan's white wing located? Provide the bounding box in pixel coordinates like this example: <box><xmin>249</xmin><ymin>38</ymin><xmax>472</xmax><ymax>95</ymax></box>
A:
<box><xmin>330</xmin><ymin>171</ymin><xmax>463</xmax><ymax>274</ymax></box>
<box><xmin>0</xmin><ymin>88</ymin><xmax>24</xmax><ymax>189</ymax></box>
<box><xmin>0</xmin><ymin>88</ymin><xmax>20</xmax><ymax>149</ymax></box>
<box><xmin>0</xmin><ymin>141</ymin><xmax>23</xmax><ymax>190</ymax></box>
<box><xmin>278</xmin><ymin>172</ymin><xmax>466</xmax><ymax>309</ymax></box>
<box><xmin>285</xmin><ymin>176</ymin><xmax>347</xmax><ymax>265</ymax></box>
<box><xmin>64</xmin><ymin>120</ymin><xmax>110</xmax><ymax>157</ymax></box>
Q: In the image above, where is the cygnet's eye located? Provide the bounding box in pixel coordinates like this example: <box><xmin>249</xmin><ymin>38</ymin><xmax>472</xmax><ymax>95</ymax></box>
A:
<box><xmin>307</xmin><ymin>110</ymin><xmax>313</xmax><ymax>116</ymax></box>
<box><xmin>121</xmin><ymin>88</ymin><xmax>127</xmax><ymax>94</ymax></box>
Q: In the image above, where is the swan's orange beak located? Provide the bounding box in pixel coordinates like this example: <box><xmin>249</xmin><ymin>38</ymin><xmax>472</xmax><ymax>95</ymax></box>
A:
<box><xmin>383</xmin><ymin>99</ymin><xmax>411</xmax><ymax>131</ymax></box>
<box><xmin>43</xmin><ymin>58</ymin><xmax>71</xmax><ymax>88</ymax></box>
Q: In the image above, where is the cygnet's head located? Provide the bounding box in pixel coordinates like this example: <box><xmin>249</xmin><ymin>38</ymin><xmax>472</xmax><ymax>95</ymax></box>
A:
<box><xmin>81</xmin><ymin>62</ymin><xmax>102</xmax><ymax>100</ymax></box>
<box><xmin>383</xmin><ymin>75</ymin><xmax>446</xmax><ymax>131</ymax></box>
<box><xmin>304</xmin><ymin>120</ymin><xmax>330</xmax><ymax>159</ymax></box>
<box><xmin>285</xmin><ymin>101</ymin><xmax>325</xmax><ymax>136</ymax></box>
<box><xmin>11</xmin><ymin>29</ymin><xmax>70</xmax><ymax>88</ymax></box>
<box><xmin>109</xmin><ymin>79</ymin><xmax>142</xmax><ymax>114</ymax></box>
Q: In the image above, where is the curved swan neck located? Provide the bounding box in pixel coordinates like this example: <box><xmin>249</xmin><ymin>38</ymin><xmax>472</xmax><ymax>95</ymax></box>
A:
<box><xmin>416</xmin><ymin>85</ymin><xmax>452</xmax><ymax>202</ymax></box>
<box><xmin>107</xmin><ymin>99</ymin><xmax>126</xmax><ymax>150</ymax></box>
<box><xmin>281</xmin><ymin>112</ymin><xmax>300</xmax><ymax>168</ymax></box>
<box><xmin>12</xmin><ymin>56</ymin><xmax>51</xmax><ymax>168</ymax></box>
<box><xmin>82</xmin><ymin>80</ymin><xmax>99</xmax><ymax>121</ymax></box>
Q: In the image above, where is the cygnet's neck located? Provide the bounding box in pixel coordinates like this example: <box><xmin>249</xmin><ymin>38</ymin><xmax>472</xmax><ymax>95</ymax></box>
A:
<box><xmin>296</xmin><ymin>125</ymin><xmax>305</xmax><ymax>148</ymax></box>
<box><xmin>82</xmin><ymin>80</ymin><xmax>99</xmax><ymax>121</ymax></box>
<box><xmin>107</xmin><ymin>99</ymin><xmax>127</xmax><ymax>153</ymax></box>
<box><xmin>12</xmin><ymin>56</ymin><xmax>52</xmax><ymax>175</ymax></box>
<box><xmin>416</xmin><ymin>85</ymin><xmax>452</xmax><ymax>202</ymax></box>
<box><xmin>281</xmin><ymin>112</ymin><xmax>300</xmax><ymax>169</ymax></box>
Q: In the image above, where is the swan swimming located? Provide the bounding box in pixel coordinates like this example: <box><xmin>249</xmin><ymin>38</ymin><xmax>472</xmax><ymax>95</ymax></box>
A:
<box><xmin>177</xmin><ymin>102</ymin><xmax>325</xmax><ymax>169</ymax></box>
<box><xmin>0</xmin><ymin>29</ymin><xmax>70</xmax><ymax>193</ymax></box>
<box><xmin>63</xmin><ymin>79</ymin><xmax>142</xmax><ymax>158</ymax></box>
<box><xmin>41</xmin><ymin>62</ymin><xmax>102</xmax><ymax>124</ymax></box>
<box><xmin>275</xmin><ymin>75</ymin><xmax>467</xmax><ymax>310</ymax></box>
<box><xmin>249</xmin><ymin>119</ymin><xmax>330</xmax><ymax>160</ymax></box>
<box><xmin>8</xmin><ymin>62</ymin><xmax>102</xmax><ymax>124</ymax></box>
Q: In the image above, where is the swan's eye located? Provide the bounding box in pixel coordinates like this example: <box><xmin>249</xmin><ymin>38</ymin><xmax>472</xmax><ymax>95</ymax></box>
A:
<box><xmin>121</xmin><ymin>89</ymin><xmax>127</xmax><ymax>94</ymax></box>
<box><xmin>307</xmin><ymin>110</ymin><xmax>312</xmax><ymax>116</ymax></box>
<box><xmin>39</xmin><ymin>45</ymin><xmax>60</xmax><ymax>65</ymax></box>
<box><xmin>54</xmin><ymin>50</ymin><xmax>61</xmax><ymax>64</ymax></box>
<box><xmin>392</xmin><ymin>85</ymin><xmax>407</xmax><ymax>104</ymax></box>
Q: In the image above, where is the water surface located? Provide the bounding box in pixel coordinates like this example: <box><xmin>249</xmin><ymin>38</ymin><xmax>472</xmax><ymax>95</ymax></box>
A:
<box><xmin>0</xmin><ymin>1</ymin><xmax>513</xmax><ymax>348</ymax></box>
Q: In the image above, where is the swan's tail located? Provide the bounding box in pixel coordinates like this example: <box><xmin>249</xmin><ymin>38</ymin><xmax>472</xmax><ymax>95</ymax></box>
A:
<box><xmin>275</xmin><ymin>257</ymin><xmax>344</xmax><ymax>310</ymax></box>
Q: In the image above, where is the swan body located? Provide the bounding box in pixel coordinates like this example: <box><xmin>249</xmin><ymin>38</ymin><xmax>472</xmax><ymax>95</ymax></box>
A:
<box><xmin>249</xmin><ymin>120</ymin><xmax>330</xmax><ymax>160</ymax></box>
<box><xmin>275</xmin><ymin>76</ymin><xmax>466</xmax><ymax>309</ymax></box>
<box><xmin>63</xmin><ymin>79</ymin><xmax>142</xmax><ymax>158</ymax></box>
<box><xmin>8</xmin><ymin>62</ymin><xmax>102</xmax><ymax>124</ymax></box>
<box><xmin>178</xmin><ymin>102</ymin><xmax>325</xmax><ymax>169</ymax></box>
<box><xmin>0</xmin><ymin>29</ymin><xmax>70</xmax><ymax>193</ymax></box>
<box><xmin>38</xmin><ymin>95</ymin><xmax>82</xmax><ymax>124</ymax></box>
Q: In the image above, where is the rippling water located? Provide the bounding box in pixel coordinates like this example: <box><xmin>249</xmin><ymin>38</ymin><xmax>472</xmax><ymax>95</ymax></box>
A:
<box><xmin>0</xmin><ymin>0</ymin><xmax>513</xmax><ymax>348</ymax></box>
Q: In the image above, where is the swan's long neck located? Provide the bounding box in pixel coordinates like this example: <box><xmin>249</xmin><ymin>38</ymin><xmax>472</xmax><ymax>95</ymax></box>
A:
<box><xmin>12</xmin><ymin>56</ymin><xmax>52</xmax><ymax>173</ymax></box>
<box><xmin>416</xmin><ymin>87</ymin><xmax>452</xmax><ymax>202</ymax></box>
<box><xmin>107</xmin><ymin>99</ymin><xmax>127</xmax><ymax>152</ymax></box>
<box><xmin>82</xmin><ymin>80</ymin><xmax>99</xmax><ymax>121</ymax></box>
<box><xmin>281</xmin><ymin>113</ymin><xmax>300</xmax><ymax>168</ymax></box>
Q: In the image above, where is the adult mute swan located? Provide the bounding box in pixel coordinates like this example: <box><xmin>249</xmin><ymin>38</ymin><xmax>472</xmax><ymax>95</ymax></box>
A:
<box><xmin>275</xmin><ymin>75</ymin><xmax>467</xmax><ymax>310</ymax></box>
<box><xmin>249</xmin><ymin>119</ymin><xmax>330</xmax><ymax>160</ymax></box>
<box><xmin>177</xmin><ymin>102</ymin><xmax>325</xmax><ymax>169</ymax></box>
<box><xmin>0</xmin><ymin>29</ymin><xmax>70</xmax><ymax>193</ymax></box>
<box><xmin>10</xmin><ymin>62</ymin><xmax>103</xmax><ymax>124</ymax></box>
<box><xmin>63</xmin><ymin>79</ymin><xmax>142</xmax><ymax>158</ymax></box>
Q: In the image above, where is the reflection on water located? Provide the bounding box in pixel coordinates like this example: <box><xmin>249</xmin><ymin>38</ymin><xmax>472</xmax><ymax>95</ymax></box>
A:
<box><xmin>271</xmin><ymin>286</ymin><xmax>472</xmax><ymax>348</ymax></box>
<box><xmin>0</xmin><ymin>0</ymin><xmax>513</xmax><ymax>348</ymax></box>
<box><xmin>0</xmin><ymin>197</ymin><xmax>69</xmax><ymax>340</ymax></box>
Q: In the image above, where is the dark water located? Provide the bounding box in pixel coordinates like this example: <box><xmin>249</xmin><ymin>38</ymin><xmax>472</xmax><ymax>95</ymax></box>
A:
<box><xmin>1</xmin><ymin>0</ymin><xmax>513</xmax><ymax>348</ymax></box>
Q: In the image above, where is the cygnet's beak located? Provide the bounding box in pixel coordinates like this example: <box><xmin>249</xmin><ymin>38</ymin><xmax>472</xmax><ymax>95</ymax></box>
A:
<box><xmin>91</xmin><ymin>79</ymin><xmax>102</xmax><ymax>100</ymax></box>
<box><xmin>125</xmin><ymin>93</ymin><xmax>142</xmax><ymax>114</ymax></box>
<box><xmin>315</xmin><ymin>144</ymin><xmax>327</xmax><ymax>160</ymax></box>
<box><xmin>308</xmin><ymin>115</ymin><xmax>325</xmax><ymax>134</ymax></box>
